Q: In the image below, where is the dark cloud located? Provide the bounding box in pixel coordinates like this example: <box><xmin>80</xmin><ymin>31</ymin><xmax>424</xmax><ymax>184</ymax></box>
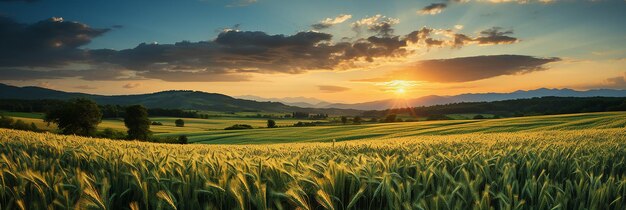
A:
<box><xmin>359</xmin><ymin>55</ymin><xmax>560</xmax><ymax>83</ymax></box>
<box><xmin>0</xmin><ymin>17</ymin><xmax>523</xmax><ymax>83</ymax></box>
<box><xmin>0</xmin><ymin>16</ymin><xmax>109</xmax><ymax>67</ymax></box>
<box><xmin>418</xmin><ymin>3</ymin><xmax>447</xmax><ymax>15</ymax></box>
<box><xmin>600</xmin><ymin>73</ymin><xmax>626</xmax><ymax>89</ymax></box>
<box><xmin>318</xmin><ymin>85</ymin><xmax>350</xmax><ymax>93</ymax></box>
<box><xmin>474</xmin><ymin>27</ymin><xmax>518</xmax><ymax>45</ymax></box>
<box><xmin>0</xmin><ymin>68</ymin><xmax>129</xmax><ymax>81</ymax></box>
<box><xmin>89</xmin><ymin>30</ymin><xmax>410</xmax><ymax>80</ymax></box>
<box><xmin>351</xmin><ymin>15</ymin><xmax>400</xmax><ymax>37</ymax></box>
<box><xmin>404</xmin><ymin>55</ymin><xmax>560</xmax><ymax>82</ymax></box>
<box><xmin>404</xmin><ymin>26</ymin><xmax>518</xmax><ymax>48</ymax></box>
<box><xmin>111</xmin><ymin>25</ymin><xmax>123</xmax><ymax>29</ymax></box>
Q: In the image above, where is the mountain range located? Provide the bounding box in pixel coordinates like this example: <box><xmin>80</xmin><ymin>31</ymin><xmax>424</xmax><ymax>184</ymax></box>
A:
<box><xmin>0</xmin><ymin>83</ymin><xmax>361</xmax><ymax>115</ymax></box>
<box><xmin>238</xmin><ymin>88</ymin><xmax>626</xmax><ymax>110</ymax></box>
<box><xmin>2</xmin><ymin>83</ymin><xmax>626</xmax><ymax>112</ymax></box>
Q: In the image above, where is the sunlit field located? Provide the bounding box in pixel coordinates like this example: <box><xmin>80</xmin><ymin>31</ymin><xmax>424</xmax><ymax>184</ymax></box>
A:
<box><xmin>1</xmin><ymin>126</ymin><xmax>625</xmax><ymax>209</ymax></box>
<box><xmin>4</xmin><ymin>111</ymin><xmax>626</xmax><ymax>144</ymax></box>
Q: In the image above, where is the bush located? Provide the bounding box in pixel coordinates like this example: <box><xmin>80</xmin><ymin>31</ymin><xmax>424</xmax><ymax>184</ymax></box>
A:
<box><xmin>473</xmin><ymin>114</ymin><xmax>485</xmax><ymax>119</ymax></box>
<box><xmin>178</xmin><ymin>135</ymin><xmax>188</xmax><ymax>144</ymax></box>
<box><xmin>267</xmin><ymin>119</ymin><xmax>276</xmax><ymax>128</ymax></box>
<box><xmin>225</xmin><ymin>124</ymin><xmax>254</xmax><ymax>130</ymax></box>
<box><xmin>151</xmin><ymin>121</ymin><xmax>163</xmax><ymax>126</ymax></box>
<box><xmin>96</xmin><ymin>128</ymin><xmax>127</xmax><ymax>140</ymax></box>
<box><xmin>175</xmin><ymin>119</ymin><xmax>185</xmax><ymax>127</ymax></box>
<box><xmin>426</xmin><ymin>114</ymin><xmax>453</xmax><ymax>121</ymax></box>
<box><xmin>293</xmin><ymin>121</ymin><xmax>324</xmax><ymax>127</ymax></box>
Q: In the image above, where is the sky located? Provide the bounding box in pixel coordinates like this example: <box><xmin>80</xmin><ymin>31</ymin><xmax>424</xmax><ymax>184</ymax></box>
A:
<box><xmin>1</xmin><ymin>0</ymin><xmax>625</xmax><ymax>103</ymax></box>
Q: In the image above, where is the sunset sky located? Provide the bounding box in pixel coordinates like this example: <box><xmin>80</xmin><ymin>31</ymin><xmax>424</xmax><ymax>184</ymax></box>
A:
<box><xmin>1</xmin><ymin>0</ymin><xmax>625</xmax><ymax>103</ymax></box>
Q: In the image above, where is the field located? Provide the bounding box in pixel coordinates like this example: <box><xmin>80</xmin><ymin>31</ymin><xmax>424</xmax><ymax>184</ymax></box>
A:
<box><xmin>3</xmin><ymin>111</ymin><xmax>626</xmax><ymax>144</ymax></box>
<box><xmin>1</xmin><ymin>126</ymin><xmax>625</xmax><ymax>209</ymax></box>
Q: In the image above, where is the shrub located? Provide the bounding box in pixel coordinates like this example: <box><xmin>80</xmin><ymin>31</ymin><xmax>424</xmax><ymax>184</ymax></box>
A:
<box><xmin>175</xmin><ymin>119</ymin><xmax>185</xmax><ymax>127</ymax></box>
<box><xmin>96</xmin><ymin>128</ymin><xmax>127</xmax><ymax>140</ymax></box>
<box><xmin>473</xmin><ymin>114</ymin><xmax>485</xmax><ymax>119</ymax></box>
<box><xmin>267</xmin><ymin>119</ymin><xmax>276</xmax><ymax>128</ymax></box>
<box><xmin>178</xmin><ymin>135</ymin><xmax>188</xmax><ymax>144</ymax></box>
<box><xmin>151</xmin><ymin>121</ymin><xmax>163</xmax><ymax>126</ymax></box>
<box><xmin>225</xmin><ymin>124</ymin><xmax>254</xmax><ymax>130</ymax></box>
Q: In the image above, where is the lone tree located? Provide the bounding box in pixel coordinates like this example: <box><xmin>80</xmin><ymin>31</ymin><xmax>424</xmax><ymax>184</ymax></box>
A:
<box><xmin>175</xmin><ymin>119</ymin><xmax>185</xmax><ymax>127</ymax></box>
<box><xmin>341</xmin><ymin>116</ymin><xmax>348</xmax><ymax>125</ymax></box>
<box><xmin>267</xmin><ymin>119</ymin><xmax>276</xmax><ymax>128</ymax></box>
<box><xmin>124</xmin><ymin>105</ymin><xmax>151</xmax><ymax>140</ymax></box>
<box><xmin>353</xmin><ymin>116</ymin><xmax>362</xmax><ymax>124</ymax></box>
<box><xmin>44</xmin><ymin>98</ymin><xmax>102</xmax><ymax>136</ymax></box>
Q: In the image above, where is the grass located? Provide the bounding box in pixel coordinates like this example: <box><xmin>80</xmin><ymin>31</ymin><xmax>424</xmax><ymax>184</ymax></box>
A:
<box><xmin>1</xmin><ymin>125</ymin><xmax>625</xmax><ymax>209</ymax></box>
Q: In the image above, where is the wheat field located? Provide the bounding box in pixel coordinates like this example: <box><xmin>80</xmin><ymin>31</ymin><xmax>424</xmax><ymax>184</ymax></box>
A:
<box><xmin>1</xmin><ymin>126</ymin><xmax>625</xmax><ymax>209</ymax></box>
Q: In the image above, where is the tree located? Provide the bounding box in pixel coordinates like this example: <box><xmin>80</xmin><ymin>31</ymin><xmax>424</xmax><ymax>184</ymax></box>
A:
<box><xmin>353</xmin><ymin>116</ymin><xmax>362</xmax><ymax>124</ymax></box>
<box><xmin>44</xmin><ymin>98</ymin><xmax>102</xmax><ymax>136</ymax></box>
<box><xmin>124</xmin><ymin>105</ymin><xmax>151</xmax><ymax>140</ymax></box>
<box><xmin>178</xmin><ymin>135</ymin><xmax>188</xmax><ymax>144</ymax></box>
<box><xmin>175</xmin><ymin>119</ymin><xmax>185</xmax><ymax>127</ymax></box>
<box><xmin>267</xmin><ymin>119</ymin><xmax>276</xmax><ymax>128</ymax></box>
<box><xmin>383</xmin><ymin>114</ymin><xmax>397</xmax><ymax>123</ymax></box>
<box><xmin>341</xmin><ymin>116</ymin><xmax>348</xmax><ymax>124</ymax></box>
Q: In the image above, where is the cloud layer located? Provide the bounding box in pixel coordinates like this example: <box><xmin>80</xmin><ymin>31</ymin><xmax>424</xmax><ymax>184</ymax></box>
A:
<box><xmin>0</xmin><ymin>16</ymin><xmax>523</xmax><ymax>82</ymax></box>
<box><xmin>360</xmin><ymin>55</ymin><xmax>561</xmax><ymax>83</ymax></box>
<box><xmin>318</xmin><ymin>85</ymin><xmax>350</xmax><ymax>93</ymax></box>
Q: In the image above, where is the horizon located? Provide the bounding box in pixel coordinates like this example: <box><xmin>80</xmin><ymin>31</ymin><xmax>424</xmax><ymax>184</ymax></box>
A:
<box><xmin>3</xmin><ymin>82</ymin><xmax>625</xmax><ymax>105</ymax></box>
<box><xmin>1</xmin><ymin>0</ymin><xmax>625</xmax><ymax>103</ymax></box>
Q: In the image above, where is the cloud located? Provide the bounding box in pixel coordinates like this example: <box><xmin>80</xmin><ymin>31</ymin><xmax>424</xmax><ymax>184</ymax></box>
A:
<box><xmin>73</xmin><ymin>85</ymin><xmax>97</xmax><ymax>89</ymax></box>
<box><xmin>226</xmin><ymin>0</ymin><xmax>257</xmax><ymax>7</ymax></box>
<box><xmin>318</xmin><ymin>85</ymin><xmax>350</xmax><ymax>93</ymax></box>
<box><xmin>474</xmin><ymin>27</ymin><xmax>518</xmax><ymax>45</ymax></box>
<box><xmin>418</xmin><ymin>3</ymin><xmax>447</xmax><ymax>15</ymax></box>
<box><xmin>122</xmin><ymin>83</ymin><xmax>141</xmax><ymax>89</ymax></box>
<box><xmin>0</xmin><ymin>0</ymin><xmax>39</xmax><ymax>2</ymax></box>
<box><xmin>87</xmin><ymin>30</ymin><xmax>411</xmax><ymax>81</ymax></box>
<box><xmin>405</xmin><ymin>26</ymin><xmax>518</xmax><ymax>48</ymax></box>
<box><xmin>0</xmin><ymin>68</ymin><xmax>131</xmax><ymax>81</ymax></box>
<box><xmin>575</xmin><ymin>72</ymin><xmax>626</xmax><ymax>89</ymax></box>
<box><xmin>311</xmin><ymin>14</ymin><xmax>352</xmax><ymax>30</ymax></box>
<box><xmin>0</xmin><ymin>16</ymin><xmax>109</xmax><ymax>67</ymax></box>
<box><xmin>0</xmin><ymin>17</ymin><xmax>522</xmax><ymax>83</ymax></box>
<box><xmin>359</xmin><ymin>55</ymin><xmax>561</xmax><ymax>83</ymax></box>
<box><xmin>352</xmin><ymin>15</ymin><xmax>400</xmax><ymax>37</ymax></box>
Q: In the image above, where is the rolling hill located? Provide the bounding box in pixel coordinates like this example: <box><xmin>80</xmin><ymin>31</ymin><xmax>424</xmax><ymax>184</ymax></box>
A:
<box><xmin>0</xmin><ymin>83</ymin><xmax>361</xmax><ymax>115</ymax></box>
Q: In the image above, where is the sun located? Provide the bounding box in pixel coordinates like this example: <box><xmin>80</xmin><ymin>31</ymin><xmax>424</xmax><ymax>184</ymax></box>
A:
<box><xmin>395</xmin><ymin>88</ymin><xmax>406</xmax><ymax>94</ymax></box>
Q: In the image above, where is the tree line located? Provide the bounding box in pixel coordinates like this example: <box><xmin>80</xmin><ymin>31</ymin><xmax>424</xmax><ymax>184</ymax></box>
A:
<box><xmin>362</xmin><ymin>97</ymin><xmax>626</xmax><ymax>118</ymax></box>
<box><xmin>0</xmin><ymin>99</ymin><xmax>199</xmax><ymax>118</ymax></box>
<box><xmin>42</xmin><ymin>98</ymin><xmax>188</xmax><ymax>144</ymax></box>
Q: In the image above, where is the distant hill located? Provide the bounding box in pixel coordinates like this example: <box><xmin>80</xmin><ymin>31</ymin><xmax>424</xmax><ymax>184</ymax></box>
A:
<box><xmin>0</xmin><ymin>83</ymin><xmax>361</xmax><ymax>115</ymax></box>
<box><xmin>236</xmin><ymin>95</ymin><xmax>334</xmax><ymax>108</ymax></box>
<box><xmin>320</xmin><ymin>88</ymin><xmax>626</xmax><ymax>110</ymax></box>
